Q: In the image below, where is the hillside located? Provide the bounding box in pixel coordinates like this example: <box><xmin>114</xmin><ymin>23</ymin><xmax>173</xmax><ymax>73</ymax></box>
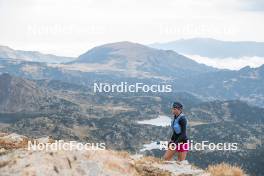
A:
<box><xmin>0</xmin><ymin>45</ymin><xmax>74</xmax><ymax>63</ymax></box>
<box><xmin>0</xmin><ymin>73</ymin><xmax>79</xmax><ymax>113</ymax></box>
<box><xmin>173</xmin><ymin>64</ymin><xmax>264</xmax><ymax>107</ymax></box>
<box><xmin>70</xmin><ymin>41</ymin><xmax>215</xmax><ymax>79</ymax></box>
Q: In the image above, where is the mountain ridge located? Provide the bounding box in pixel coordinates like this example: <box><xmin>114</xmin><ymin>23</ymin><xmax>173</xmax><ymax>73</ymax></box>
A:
<box><xmin>70</xmin><ymin>41</ymin><xmax>215</xmax><ymax>79</ymax></box>
<box><xmin>0</xmin><ymin>73</ymin><xmax>79</xmax><ymax>113</ymax></box>
<box><xmin>150</xmin><ymin>38</ymin><xmax>264</xmax><ymax>58</ymax></box>
<box><xmin>0</xmin><ymin>45</ymin><xmax>75</xmax><ymax>63</ymax></box>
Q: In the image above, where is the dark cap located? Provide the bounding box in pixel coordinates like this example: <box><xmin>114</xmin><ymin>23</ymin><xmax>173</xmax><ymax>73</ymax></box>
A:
<box><xmin>172</xmin><ymin>102</ymin><xmax>183</xmax><ymax>109</ymax></box>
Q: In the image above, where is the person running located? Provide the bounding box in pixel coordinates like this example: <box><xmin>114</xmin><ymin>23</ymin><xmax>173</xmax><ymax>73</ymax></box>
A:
<box><xmin>164</xmin><ymin>102</ymin><xmax>189</xmax><ymax>161</ymax></box>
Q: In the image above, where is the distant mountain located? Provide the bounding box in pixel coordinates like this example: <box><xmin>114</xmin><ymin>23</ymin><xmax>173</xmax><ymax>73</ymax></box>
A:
<box><xmin>0</xmin><ymin>57</ymin><xmax>165</xmax><ymax>87</ymax></box>
<box><xmin>0</xmin><ymin>45</ymin><xmax>75</xmax><ymax>63</ymax></box>
<box><xmin>150</xmin><ymin>38</ymin><xmax>264</xmax><ymax>58</ymax></box>
<box><xmin>186</xmin><ymin>100</ymin><xmax>264</xmax><ymax>123</ymax></box>
<box><xmin>0</xmin><ymin>73</ymin><xmax>79</xmax><ymax>113</ymax></box>
<box><xmin>0</xmin><ymin>41</ymin><xmax>217</xmax><ymax>82</ymax></box>
<box><xmin>1</xmin><ymin>55</ymin><xmax>264</xmax><ymax>108</ymax></box>
<box><xmin>1</xmin><ymin>41</ymin><xmax>264</xmax><ymax>107</ymax></box>
<box><xmin>173</xmin><ymin>64</ymin><xmax>264</xmax><ymax>107</ymax></box>
<box><xmin>71</xmin><ymin>41</ymin><xmax>216</xmax><ymax>79</ymax></box>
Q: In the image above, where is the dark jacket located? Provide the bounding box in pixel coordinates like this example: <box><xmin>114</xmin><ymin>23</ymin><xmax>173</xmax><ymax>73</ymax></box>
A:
<box><xmin>170</xmin><ymin>113</ymin><xmax>188</xmax><ymax>143</ymax></box>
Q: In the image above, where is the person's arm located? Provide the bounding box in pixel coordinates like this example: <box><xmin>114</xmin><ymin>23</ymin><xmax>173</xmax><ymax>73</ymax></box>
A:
<box><xmin>174</xmin><ymin>117</ymin><xmax>187</xmax><ymax>144</ymax></box>
<box><xmin>170</xmin><ymin>118</ymin><xmax>176</xmax><ymax>141</ymax></box>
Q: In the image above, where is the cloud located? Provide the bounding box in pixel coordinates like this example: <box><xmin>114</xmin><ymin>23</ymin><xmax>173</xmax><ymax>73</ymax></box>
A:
<box><xmin>185</xmin><ymin>54</ymin><xmax>264</xmax><ymax>70</ymax></box>
<box><xmin>0</xmin><ymin>0</ymin><xmax>264</xmax><ymax>56</ymax></box>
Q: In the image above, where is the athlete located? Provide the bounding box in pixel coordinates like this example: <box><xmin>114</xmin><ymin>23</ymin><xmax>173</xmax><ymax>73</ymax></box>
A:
<box><xmin>164</xmin><ymin>102</ymin><xmax>189</xmax><ymax>161</ymax></box>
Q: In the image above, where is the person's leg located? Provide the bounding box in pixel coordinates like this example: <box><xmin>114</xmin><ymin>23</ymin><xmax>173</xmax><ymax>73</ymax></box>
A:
<box><xmin>177</xmin><ymin>151</ymin><xmax>187</xmax><ymax>161</ymax></box>
<box><xmin>163</xmin><ymin>148</ymin><xmax>176</xmax><ymax>160</ymax></box>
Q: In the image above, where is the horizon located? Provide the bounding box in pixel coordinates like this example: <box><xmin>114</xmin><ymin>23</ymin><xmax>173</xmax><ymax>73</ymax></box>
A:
<box><xmin>1</xmin><ymin>0</ymin><xmax>264</xmax><ymax>56</ymax></box>
<box><xmin>1</xmin><ymin>37</ymin><xmax>264</xmax><ymax>57</ymax></box>
<box><xmin>1</xmin><ymin>38</ymin><xmax>264</xmax><ymax>70</ymax></box>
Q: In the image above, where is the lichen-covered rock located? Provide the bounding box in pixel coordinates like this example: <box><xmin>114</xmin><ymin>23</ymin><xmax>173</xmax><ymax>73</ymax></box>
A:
<box><xmin>0</xmin><ymin>132</ymin><xmax>209</xmax><ymax>176</ymax></box>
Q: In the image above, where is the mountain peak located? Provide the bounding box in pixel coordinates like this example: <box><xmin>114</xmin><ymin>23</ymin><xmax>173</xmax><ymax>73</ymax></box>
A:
<box><xmin>99</xmin><ymin>41</ymin><xmax>151</xmax><ymax>50</ymax></box>
<box><xmin>70</xmin><ymin>41</ymin><xmax>214</xmax><ymax>79</ymax></box>
<box><xmin>73</xmin><ymin>41</ymin><xmax>160</xmax><ymax>64</ymax></box>
<box><xmin>77</xmin><ymin>41</ymin><xmax>154</xmax><ymax>60</ymax></box>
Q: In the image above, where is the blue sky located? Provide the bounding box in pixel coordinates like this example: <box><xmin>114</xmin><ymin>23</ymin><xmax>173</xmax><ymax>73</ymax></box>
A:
<box><xmin>0</xmin><ymin>0</ymin><xmax>264</xmax><ymax>56</ymax></box>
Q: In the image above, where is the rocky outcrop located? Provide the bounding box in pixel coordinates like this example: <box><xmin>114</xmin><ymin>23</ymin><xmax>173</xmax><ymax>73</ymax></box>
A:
<box><xmin>0</xmin><ymin>132</ymin><xmax>245</xmax><ymax>176</ymax></box>
<box><xmin>0</xmin><ymin>132</ymin><xmax>210</xmax><ymax>176</ymax></box>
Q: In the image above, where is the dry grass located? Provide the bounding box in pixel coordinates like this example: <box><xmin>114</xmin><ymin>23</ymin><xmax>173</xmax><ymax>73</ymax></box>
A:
<box><xmin>207</xmin><ymin>163</ymin><xmax>246</xmax><ymax>176</ymax></box>
<box><xmin>0</xmin><ymin>138</ymin><xmax>29</xmax><ymax>149</ymax></box>
<box><xmin>135</xmin><ymin>156</ymin><xmax>163</xmax><ymax>165</ymax></box>
<box><xmin>114</xmin><ymin>150</ymin><xmax>131</xmax><ymax>159</ymax></box>
<box><xmin>106</xmin><ymin>150</ymin><xmax>131</xmax><ymax>159</ymax></box>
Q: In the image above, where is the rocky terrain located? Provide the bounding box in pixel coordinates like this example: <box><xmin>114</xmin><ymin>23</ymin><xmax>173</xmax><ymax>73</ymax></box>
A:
<box><xmin>0</xmin><ymin>132</ymin><xmax>245</xmax><ymax>176</ymax></box>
